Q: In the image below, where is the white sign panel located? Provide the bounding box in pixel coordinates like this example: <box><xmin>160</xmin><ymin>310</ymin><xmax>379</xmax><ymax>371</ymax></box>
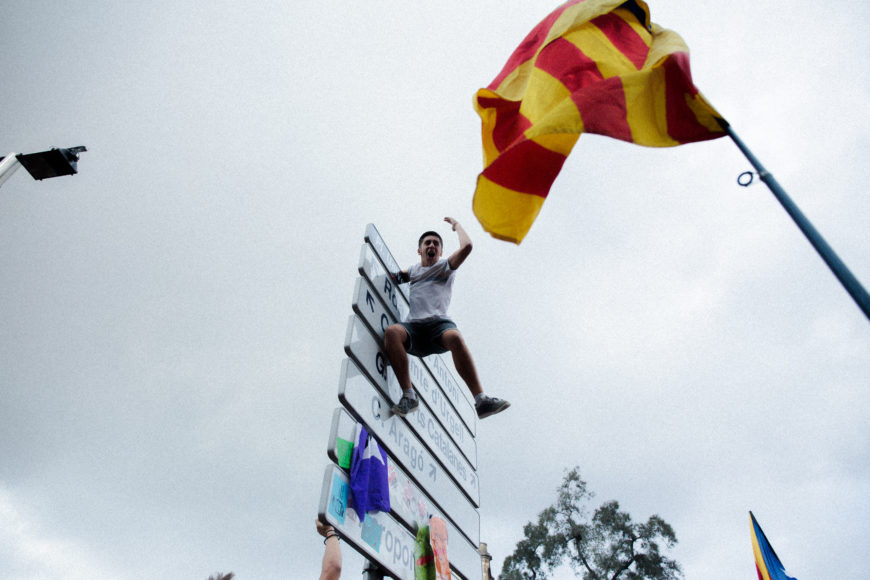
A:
<box><xmin>318</xmin><ymin>464</ymin><xmax>415</xmax><ymax>580</ymax></box>
<box><xmin>324</xmin><ymin>224</ymin><xmax>488</xmax><ymax>579</ymax></box>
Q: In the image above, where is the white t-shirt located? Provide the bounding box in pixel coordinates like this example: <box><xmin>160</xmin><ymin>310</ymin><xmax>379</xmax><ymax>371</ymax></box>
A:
<box><xmin>406</xmin><ymin>258</ymin><xmax>455</xmax><ymax>322</ymax></box>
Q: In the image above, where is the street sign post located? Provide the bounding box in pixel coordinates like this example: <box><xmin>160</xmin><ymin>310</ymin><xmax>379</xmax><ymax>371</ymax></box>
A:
<box><xmin>320</xmin><ymin>225</ymin><xmax>484</xmax><ymax>580</ymax></box>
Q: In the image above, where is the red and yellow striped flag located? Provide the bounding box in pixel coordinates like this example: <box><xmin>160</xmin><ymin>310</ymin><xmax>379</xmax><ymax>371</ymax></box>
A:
<box><xmin>474</xmin><ymin>0</ymin><xmax>727</xmax><ymax>243</ymax></box>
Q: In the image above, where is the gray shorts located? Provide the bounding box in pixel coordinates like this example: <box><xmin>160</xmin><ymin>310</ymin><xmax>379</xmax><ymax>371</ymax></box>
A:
<box><xmin>399</xmin><ymin>318</ymin><xmax>457</xmax><ymax>357</ymax></box>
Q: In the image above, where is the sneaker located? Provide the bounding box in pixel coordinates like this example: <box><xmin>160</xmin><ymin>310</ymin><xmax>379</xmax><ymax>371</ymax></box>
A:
<box><xmin>476</xmin><ymin>395</ymin><xmax>510</xmax><ymax>419</ymax></box>
<box><xmin>391</xmin><ymin>394</ymin><xmax>419</xmax><ymax>417</ymax></box>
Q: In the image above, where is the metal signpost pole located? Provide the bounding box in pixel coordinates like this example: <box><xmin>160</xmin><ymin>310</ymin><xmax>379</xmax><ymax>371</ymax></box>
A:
<box><xmin>362</xmin><ymin>560</ymin><xmax>386</xmax><ymax>580</ymax></box>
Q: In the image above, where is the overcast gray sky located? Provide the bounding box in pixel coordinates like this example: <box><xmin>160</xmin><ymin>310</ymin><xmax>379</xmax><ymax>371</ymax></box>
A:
<box><xmin>1</xmin><ymin>1</ymin><xmax>868</xmax><ymax>579</ymax></box>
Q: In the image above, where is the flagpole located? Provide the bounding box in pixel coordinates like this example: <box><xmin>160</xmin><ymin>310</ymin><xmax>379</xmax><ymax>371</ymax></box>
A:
<box><xmin>724</xmin><ymin>124</ymin><xmax>870</xmax><ymax>321</ymax></box>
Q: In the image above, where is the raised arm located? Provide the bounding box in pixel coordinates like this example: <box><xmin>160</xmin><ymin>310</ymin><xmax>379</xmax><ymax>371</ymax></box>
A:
<box><xmin>444</xmin><ymin>217</ymin><xmax>472</xmax><ymax>270</ymax></box>
<box><xmin>316</xmin><ymin>519</ymin><xmax>342</xmax><ymax>580</ymax></box>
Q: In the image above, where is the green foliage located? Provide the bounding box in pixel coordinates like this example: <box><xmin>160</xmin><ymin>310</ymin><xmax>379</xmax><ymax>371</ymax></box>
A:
<box><xmin>500</xmin><ymin>468</ymin><xmax>682</xmax><ymax>580</ymax></box>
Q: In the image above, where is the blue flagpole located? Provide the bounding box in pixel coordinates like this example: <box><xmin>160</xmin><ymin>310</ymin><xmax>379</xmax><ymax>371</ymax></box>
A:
<box><xmin>725</xmin><ymin>124</ymin><xmax>870</xmax><ymax>321</ymax></box>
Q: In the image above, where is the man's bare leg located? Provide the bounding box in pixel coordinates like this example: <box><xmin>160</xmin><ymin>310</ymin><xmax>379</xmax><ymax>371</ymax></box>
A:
<box><xmin>440</xmin><ymin>329</ymin><xmax>509</xmax><ymax>418</ymax></box>
<box><xmin>439</xmin><ymin>329</ymin><xmax>483</xmax><ymax>397</ymax></box>
<box><xmin>384</xmin><ymin>324</ymin><xmax>413</xmax><ymax>390</ymax></box>
<box><xmin>384</xmin><ymin>324</ymin><xmax>419</xmax><ymax>416</ymax></box>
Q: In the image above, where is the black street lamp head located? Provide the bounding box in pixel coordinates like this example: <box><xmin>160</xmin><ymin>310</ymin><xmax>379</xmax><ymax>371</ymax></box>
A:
<box><xmin>16</xmin><ymin>146</ymin><xmax>87</xmax><ymax>180</ymax></box>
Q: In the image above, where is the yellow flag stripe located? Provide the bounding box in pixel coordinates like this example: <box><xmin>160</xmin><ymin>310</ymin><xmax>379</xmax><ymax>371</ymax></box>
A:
<box><xmin>472</xmin><ymin>175</ymin><xmax>547</xmax><ymax>244</ymax></box>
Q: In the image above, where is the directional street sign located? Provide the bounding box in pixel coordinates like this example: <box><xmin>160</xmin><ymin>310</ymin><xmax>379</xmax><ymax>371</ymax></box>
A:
<box><xmin>337</xmin><ymin>359</ymin><xmax>480</xmax><ymax>507</ymax></box>
<box><xmin>319</xmin><ymin>464</ymin><xmax>415</xmax><ymax>580</ymax></box>
<box><xmin>325</xmin><ymin>225</ymin><xmax>487</xmax><ymax>580</ymax></box>
<box><xmin>325</xmin><ymin>409</ymin><xmax>482</xmax><ymax>578</ymax></box>
<box><xmin>344</xmin><ymin>310</ymin><xmax>477</xmax><ymax>467</ymax></box>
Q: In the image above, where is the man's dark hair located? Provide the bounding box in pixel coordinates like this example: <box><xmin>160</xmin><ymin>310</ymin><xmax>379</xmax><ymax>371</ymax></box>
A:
<box><xmin>418</xmin><ymin>231</ymin><xmax>442</xmax><ymax>248</ymax></box>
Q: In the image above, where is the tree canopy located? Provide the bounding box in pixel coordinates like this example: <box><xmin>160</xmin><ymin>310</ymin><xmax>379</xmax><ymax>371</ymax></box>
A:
<box><xmin>500</xmin><ymin>467</ymin><xmax>682</xmax><ymax>580</ymax></box>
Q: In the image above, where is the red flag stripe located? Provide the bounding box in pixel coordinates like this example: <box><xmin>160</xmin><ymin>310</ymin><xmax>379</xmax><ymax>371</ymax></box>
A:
<box><xmin>575</xmin><ymin>77</ymin><xmax>633</xmax><ymax>142</ymax></box>
<box><xmin>482</xmin><ymin>139</ymin><xmax>568</xmax><ymax>198</ymax></box>
<box><xmin>477</xmin><ymin>95</ymin><xmax>533</xmax><ymax>154</ymax></box>
<box><xmin>493</xmin><ymin>111</ymin><xmax>532</xmax><ymax>154</ymax></box>
<box><xmin>663</xmin><ymin>52</ymin><xmax>719</xmax><ymax>143</ymax></box>
<box><xmin>488</xmin><ymin>0</ymin><xmax>582</xmax><ymax>90</ymax></box>
<box><xmin>535</xmin><ymin>38</ymin><xmax>633</xmax><ymax>142</ymax></box>
<box><xmin>535</xmin><ymin>36</ymin><xmax>605</xmax><ymax>93</ymax></box>
<box><xmin>590</xmin><ymin>11</ymin><xmax>649</xmax><ymax>70</ymax></box>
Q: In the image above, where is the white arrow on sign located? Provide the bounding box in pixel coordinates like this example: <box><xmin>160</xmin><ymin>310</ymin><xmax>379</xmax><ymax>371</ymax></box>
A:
<box><xmin>351</xmin><ymin>276</ymin><xmax>391</xmax><ymax>342</ymax></box>
<box><xmin>318</xmin><ymin>464</ymin><xmax>415</xmax><ymax>580</ymax></box>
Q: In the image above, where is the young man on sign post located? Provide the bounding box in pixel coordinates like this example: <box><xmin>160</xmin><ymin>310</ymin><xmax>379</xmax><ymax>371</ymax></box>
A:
<box><xmin>386</xmin><ymin>216</ymin><xmax>510</xmax><ymax>420</ymax></box>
